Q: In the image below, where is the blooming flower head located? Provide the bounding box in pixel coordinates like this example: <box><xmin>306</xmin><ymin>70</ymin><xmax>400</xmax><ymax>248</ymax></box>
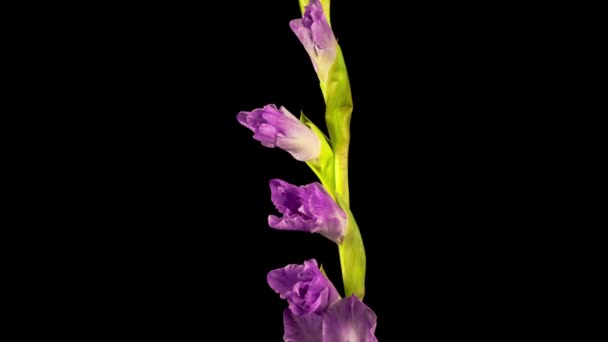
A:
<box><xmin>290</xmin><ymin>0</ymin><xmax>337</xmax><ymax>83</ymax></box>
<box><xmin>268</xmin><ymin>179</ymin><xmax>346</xmax><ymax>244</ymax></box>
<box><xmin>267</xmin><ymin>259</ymin><xmax>340</xmax><ymax>316</ymax></box>
<box><xmin>237</xmin><ymin>104</ymin><xmax>321</xmax><ymax>161</ymax></box>
<box><xmin>269</xmin><ymin>260</ymin><xmax>378</xmax><ymax>342</ymax></box>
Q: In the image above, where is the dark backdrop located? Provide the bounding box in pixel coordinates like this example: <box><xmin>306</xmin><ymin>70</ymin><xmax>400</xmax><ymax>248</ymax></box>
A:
<box><xmin>75</xmin><ymin>1</ymin><xmax>527</xmax><ymax>340</ymax></box>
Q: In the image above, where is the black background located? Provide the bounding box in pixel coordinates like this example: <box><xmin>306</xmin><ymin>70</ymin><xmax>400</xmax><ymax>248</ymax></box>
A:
<box><xmin>58</xmin><ymin>1</ymin><xmax>534</xmax><ymax>340</ymax></box>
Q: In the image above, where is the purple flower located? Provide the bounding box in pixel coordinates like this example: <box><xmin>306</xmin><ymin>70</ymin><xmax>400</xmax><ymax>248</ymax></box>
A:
<box><xmin>237</xmin><ymin>104</ymin><xmax>320</xmax><ymax>161</ymax></box>
<box><xmin>268</xmin><ymin>179</ymin><xmax>346</xmax><ymax>244</ymax></box>
<box><xmin>267</xmin><ymin>259</ymin><xmax>341</xmax><ymax>316</ymax></box>
<box><xmin>290</xmin><ymin>0</ymin><xmax>337</xmax><ymax>82</ymax></box>
<box><xmin>269</xmin><ymin>260</ymin><xmax>378</xmax><ymax>342</ymax></box>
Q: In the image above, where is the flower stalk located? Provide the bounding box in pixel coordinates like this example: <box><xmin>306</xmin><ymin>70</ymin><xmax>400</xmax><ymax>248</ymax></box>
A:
<box><xmin>236</xmin><ymin>0</ymin><xmax>376</xmax><ymax>338</ymax></box>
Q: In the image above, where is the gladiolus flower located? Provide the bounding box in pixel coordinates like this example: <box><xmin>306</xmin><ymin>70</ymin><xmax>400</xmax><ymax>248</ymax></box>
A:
<box><xmin>268</xmin><ymin>179</ymin><xmax>346</xmax><ymax>244</ymax></box>
<box><xmin>237</xmin><ymin>104</ymin><xmax>321</xmax><ymax>161</ymax></box>
<box><xmin>290</xmin><ymin>0</ymin><xmax>337</xmax><ymax>83</ymax></box>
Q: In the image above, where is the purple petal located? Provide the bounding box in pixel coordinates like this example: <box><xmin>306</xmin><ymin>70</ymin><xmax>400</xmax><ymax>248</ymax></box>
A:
<box><xmin>268</xmin><ymin>214</ymin><xmax>314</xmax><ymax>231</ymax></box>
<box><xmin>236</xmin><ymin>107</ymin><xmax>265</xmax><ymax>132</ymax></box>
<box><xmin>269</xmin><ymin>179</ymin><xmax>303</xmax><ymax>216</ymax></box>
<box><xmin>267</xmin><ymin>262</ymin><xmax>310</xmax><ymax>295</ymax></box>
<box><xmin>253</xmin><ymin>124</ymin><xmax>279</xmax><ymax>147</ymax></box>
<box><xmin>310</xmin><ymin>20</ymin><xmax>333</xmax><ymax>50</ymax></box>
<box><xmin>283</xmin><ymin>309</ymin><xmax>322</xmax><ymax>342</ymax></box>
<box><xmin>322</xmin><ymin>296</ymin><xmax>378</xmax><ymax>342</ymax></box>
<box><xmin>305</xmin><ymin>183</ymin><xmax>347</xmax><ymax>243</ymax></box>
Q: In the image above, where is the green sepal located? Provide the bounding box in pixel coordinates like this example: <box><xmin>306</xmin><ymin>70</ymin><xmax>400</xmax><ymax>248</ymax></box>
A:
<box><xmin>319</xmin><ymin>264</ymin><xmax>328</xmax><ymax>278</ymax></box>
<box><xmin>300</xmin><ymin>111</ymin><xmax>336</xmax><ymax>195</ymax></box>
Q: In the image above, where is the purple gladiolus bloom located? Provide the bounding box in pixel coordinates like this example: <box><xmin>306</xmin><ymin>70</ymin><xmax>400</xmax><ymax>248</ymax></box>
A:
<box><xmin>290</xmin><ymin>0</ymin><xmax>337</xmax><ymax>82</ymax></box>
<box><xmin>267</xmin><ymin>259</ymin><xmax>341</xmax><ymax>316</ymax></box>
<box><xmin>237</xmin><ymin>104</ymin><xmax>320</xmax><ymax>161</ymax></box>
<box><xmin>268</xmin><ymin>179</ymin><xmax>346</xmax><ymax>244</ymax></box>
<box><xmin>269</xmin><ymin>260</ymin><xmax>378</xmax><ymax>342</ymax></box>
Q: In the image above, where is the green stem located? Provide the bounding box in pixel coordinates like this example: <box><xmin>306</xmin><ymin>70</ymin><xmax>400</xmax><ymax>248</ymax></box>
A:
<box><xmin>322</xmin><ymin>46</ymin><xmax>365</xmax><ymax>299</ymax></box>
<box><xmin>334</xmin><ymin>145</ymin><xmax>350</xmax><ymax>208</ymax></box>
<box><xmin>340</xmin><ymin>208</ymin><xmax>366</xmax><ymax>298</ymax></box>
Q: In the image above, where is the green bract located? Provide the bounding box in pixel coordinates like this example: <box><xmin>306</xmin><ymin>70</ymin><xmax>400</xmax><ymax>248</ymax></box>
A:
<box><xmin>301</xmin><ymin>112</ymin><xmax>336</xmax><ymax>195</ymax></box>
